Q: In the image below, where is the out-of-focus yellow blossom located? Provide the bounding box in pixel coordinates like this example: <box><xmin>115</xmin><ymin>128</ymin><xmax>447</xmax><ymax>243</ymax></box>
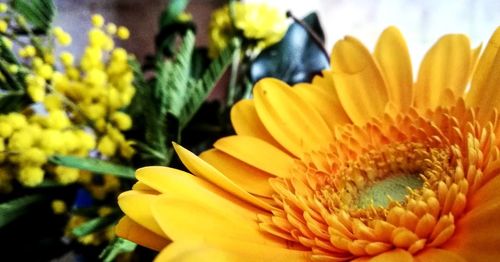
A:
<box><xmin>110</xmin><ymin>111</ymin><xmax>132</xmax><ymax>131</ymax></box>
<box><xmin>18</xmin><ymin>147</ymin><xmax>47</xmax><ymax>166</ymax></box>
<box><xmin>51</xmin><ymin>199</ymin><xmax>67</xmax><ymax>214</ymax></box>
<box><xmin>59</xmin><ymin>51</ymin><xmax>74</xmax><ymax>66</ymax></box>
<box><xmin>176</xmin><ymin>12</ymin><xmax>192</xmax><ymax>23</ymax></box>
<box><xmin>0</xmin><ymin>3</ymin><xmax>8</xmax><ymax>13</ymax></box>
<box><xmin>117</xmin><ymin>26</ymin><xmax>130</xmax><ymax>40</ymax></box>
<box><xmin>18</xmin><ymin>166</ymin><xmax>44</xmax><ymax>187</ymax></box>
<box><xmin>98</xmin><ymin>206</ymin><xmax>113</xmax><ymax>217</ymax></box>
<box><xmin>53</xmin><ymin>27</ymin><xmax>72</xmax><ymax>46</ymax></box>
<box><xmin>106</xmin><ymin>23</ymin><xmax>117</xmax><ymax>35</ymax></box>
<box><xmin>91</xmin><ymin>14</ymin><xmax>105</xmax><ymax>28</ymax></box>
<box><xmin>0</xmin><ymin>20</ymin><xmax>8</xmax><ymax>33</ymax></box>
<box><xmin>97</xmin><ymin>135</ymin><xmax>116</xmax><ymax>157</ymax></box>
<box><xmin>54</xmin><ymin>166</ymin><xmax>80</xmax><ymax>184</ymax></box>
<box><xmin>208</xmin><ymin>2</ymin><xmax>287</xmax><ymax>57</ymax></box>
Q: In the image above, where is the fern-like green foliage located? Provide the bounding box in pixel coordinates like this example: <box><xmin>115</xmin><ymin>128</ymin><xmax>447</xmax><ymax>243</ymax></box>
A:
<box><xmin>165</xmin><ymin>32</ymin><xmax>237</xmax><ymax>129</ymax></box>
<box><xmin>11</xmin><ymin>0</ymin><xmax>56</xmax><ymax>33</ymax></box>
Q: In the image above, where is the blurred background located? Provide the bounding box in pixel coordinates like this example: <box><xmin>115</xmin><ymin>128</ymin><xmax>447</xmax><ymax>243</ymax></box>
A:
<box><xmin>56</xmin><ymin>0</ymin><xmax>500</xmax><ymax>66</ymax></box>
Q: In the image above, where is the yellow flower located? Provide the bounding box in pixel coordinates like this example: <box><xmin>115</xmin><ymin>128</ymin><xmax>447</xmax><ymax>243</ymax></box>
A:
<box><xmin>0</xmin><ymin>20</ymin><xmax>8</xmax><ymax>33</ymax></box>
<box><xmin>52</xmin><ymin>199</ymin><xmax>67</xmax><ymax>214</ymax></box>
<box><xmin>98</xmin><ymin>135</ymin><xmax>116</xmax><ymax>157</ymax></box>
<box><xmin>117</xmin><ymin>26</ymin><xmax>500</xmax><ymax>261</ymax></box>
<box><xmin>0</xmin><ymin>3</ymin><xmax>8</xmax><ymax>13</ymax></box>
<box><xmin>91</xmin><ymin>14</ymin><xmax>105</xmax><ymax>28</ymax></box>
<box><xmin>18</xmin><ymin>166</ymin><xmax>44</xmax><ymax>187</ymax></box>
<box><xmin>117</xmin><ymin>26</ymin><xmax>130</xmax><ymax>40</ymax></box>
<box><xmin>111</xmin><ymin>111</ymin><xmax>132</xmax><ymax>131</ymax></box>
<box><xmin>208</xmin><ymin>2</ymin><xmax>287</xmax><ymax>58</ymax></box>
<box><xmin>54</xmin><ymin>166</ymin><xmax>80</xmax><ymax>184</ymax></box>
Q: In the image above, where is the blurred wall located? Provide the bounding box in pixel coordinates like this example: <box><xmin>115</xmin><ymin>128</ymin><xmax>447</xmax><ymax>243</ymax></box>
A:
<box><xmin>54</xmin><ymin>0</ymin><xmax>225</xmax><ymax>61</ymax></box>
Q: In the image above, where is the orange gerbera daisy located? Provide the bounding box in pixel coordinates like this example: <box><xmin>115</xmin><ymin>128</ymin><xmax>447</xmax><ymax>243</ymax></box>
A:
<box><xmin>116</xmin><ymin>26</ymin><xmax>500</xmax><ymax>261</ymax></box>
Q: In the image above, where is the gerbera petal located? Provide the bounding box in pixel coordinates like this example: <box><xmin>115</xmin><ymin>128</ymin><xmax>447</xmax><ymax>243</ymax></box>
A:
<box><xmin>415</xmin><ymin>248</ymin><xmax>466</xmax><ymax>262</ymax></box>
<box><xmin>151</xmin><ymin>194</ymin><xmax>286</xmax><ymax>247</ymax></box>
<box><xmin>115</xmin><ymin>216</ymin><xmax>169</xmax><ymax>251</ymax></box>
<box><xmin>369</xmin><ymin>248</ymin><xmax>413</xmax><ymax>262</ymax></box>
<box><xmin>293</xmin><ymin>81</ymin><xmax>350</xmax><ymax>132</ymax></box>
<box><xmin>253</xmin><ymin>78</ymin><xmax>333</xmax><ymax>157</ymax></box>
<box><xmin>213</xmin><ymin>135</ymin><xmax>294</xmax><ymax>178</ymax></box>
<box><xmin>117</xmin><ymin>191</ymin><xmax>166</xmax><ymax>237</ymax></box>
<box><xmin>466</xmin><ymin>26</ymin><xmax>500</xmax><ymax>122</ymax></box>
<box><xmin>156</xmin><ymin>238</ymin><xmax>309</xmax><ymax>262</ymax></box>
<box><xmin>154</xmin><ymin>241</ymin><xmax>233</xmax><ymax>262</ymax></box>
<box><xmin>173</xmin><ymin>143</ymin><xmax>273</xmax><ymax>211</ymax></box>
<box><xmin>331</xmin><ymin>36</ymin><xmax>389</xmax><ymax>125</ymax></box>
<box><xmin>136</xmin><ymin>166</ymin><xmax>265</xmax><ymax>220</ymax></box>
<box><xmin>231</xmin><ymin>99</ymin><xmax>287</xmax><ymax>152</ymax></box>
<box><xmin>414</xmin><ymin>34</ymin><xmax>472</xmax><ymax>110</ymax></box>
<box><xmin>443</xmin><ymin>193</ymin><xmax>500</xmax><ymax>260</ymax></box>
<box><xmin>200</xmin><ymin>148</ymin><xmax>274</xmax><ymax>197</ymax></box>
<box><xmin>374</xmin><ymin>26</ymin><xmax>413</xmax><ymax>112</ymax></box>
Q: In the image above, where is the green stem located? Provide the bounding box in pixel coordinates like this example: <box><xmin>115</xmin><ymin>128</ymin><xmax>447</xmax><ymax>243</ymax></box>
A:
<box><xmin>226</xmin><ymin>38</ymin><xmax>241</xmax><ymax>107</ymax></box>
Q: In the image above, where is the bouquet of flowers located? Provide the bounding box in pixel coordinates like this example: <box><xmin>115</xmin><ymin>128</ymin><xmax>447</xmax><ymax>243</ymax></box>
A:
<box><xmin>1</xmin><ymin>0</ymin><xmax>500</xmax><ymax>261</ymax></box>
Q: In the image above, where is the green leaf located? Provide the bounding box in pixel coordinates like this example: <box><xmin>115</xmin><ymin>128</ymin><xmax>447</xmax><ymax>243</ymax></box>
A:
<box><xmin>48</xmin><ymin>155</ymin><xmax>136</xmax><ymax>179</ymax></box>
<box><xmin>11</xmin><ymin>0</ymin><xmax>56</xmax><ymax>32</ymax></box>
<box><xmin>72</xmin><ymin>212</ymin><xmax>120</xmax><ymax>237</ymax></box>
<box><xmin>177</xmin><ymin>43</ymin><xmax>237</xmax><ymax>128</ymax></box>
<box><xmin>100</xmin><ymin>237</ymin><xmax>137</xmax><ymax>262</ymax></box>
<box><xmin>0</xmin><ymin>91</ymin><xmax>30</xmax><ymax>113</ymax></box>
<box><xmin>0</xmin><ymin>194</ymin><xmax>46</xmax><ymax>228</ymax></box>
<box><xmin>164</xmin><ymin>30</ymin><xmax>195</xmax><ymax>118</ymax></box>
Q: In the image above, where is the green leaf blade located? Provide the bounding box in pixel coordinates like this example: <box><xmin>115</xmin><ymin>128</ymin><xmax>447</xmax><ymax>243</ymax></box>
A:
<box><xmin>48</xmin><ymin>155</ymin><xmax>136</xmax><ymax>180</ymax></box>
<box><xmin>0</xmin><ymin>194</ymin><xmax>46</xmax><ymax>228</ymax></box>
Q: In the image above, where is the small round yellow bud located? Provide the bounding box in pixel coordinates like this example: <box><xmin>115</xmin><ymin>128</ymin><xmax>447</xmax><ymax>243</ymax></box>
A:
<box><xmin>18</xmin><ymin>166</ymin><xmax>44</xmax><ymax>187</ymax></box>
<box><xmin>36</xmin><ymin>64</ymin><xmax>54</xmax><ymax>79</ymax></box>
<box><xmin>59</xmin><ymin>51</ymin><xmax>74</xmax><ymax>66</ymax></box>
<box><xmin>91</xmin><ymin>14</ymin><xmax>105</xmax><ymax>28</ymax></box>
<box><xmin>0</xmin><ymin>122</ymin><xmax>13</xmax><ymax>137</ymax></box>
<box><xmin>6</xmin><ymin>113</ymin><xmax>27</xmax><ymax>130</ymax></box>
<box><xmin>97</xmin><ymin>135</ymin><xmax>116</xmax><ymax>157</ymax></box>
<box><xmin>0</xmin><ymin>20</ymin><xmax>8</xmax><ymax>33</ymax></box>
<box><xmin>1</xmin><ymin>37</ymin><xmax>12</xmax><ymax>49</ymax></box>
<box><xmin>43</xmin><ymin>94</ymin><xmax>62</xmax><ymax>111</ymax></box>
<box><xmin>111</xmin><ymin>111</ymin><xmax>132</xmax><ymax>131</ymax></box>
<box><xmin>8</xmin><ymin>130</ymin><xmax>34</xmax><ymax>150</ymax></box>
<box><xmin>28</xmin><ymin>84</ymin><xmax>45</xmax><ymax>102</ymax></box>
<box><xmin>51</xmin><ymin>200</ymin><xmax>67</xmax><ymax>214</ymax></box>
<box><xmin>8</xmin><ymin>64</ymin><xmax>18</xmax><ymax>74</ymax></box>
<box><xmin>24</xmin><ymin>45</ymin><xmax>36</xmax><ymax>57</ymax></box>
<box><xmin>106</xmin><ymin>23</ymin><xmax>117</xmax><ymax>34</ymax></box>
<box><xmin>57</xmin><ymin>32</ymin><xmax>72</xmax><ymax>46</ymax></box>
<box><xmin>18</xmin><ymin>147</ymin><xmax>47</xmax><ymax>166</ymax></box>
<box><xmin>117</xmin><ymin>26</ymin><xmax>130</xmax><ymax>40</ymax></box>
<box><xmin>54</xmin><ymin>166</ymin><xmax>80</xmax><ymax>184</ymax></box>
<box><xmin>0</xmin><ymin>3</ymin><xmax>8</xmax><ymax>13</ymax></box>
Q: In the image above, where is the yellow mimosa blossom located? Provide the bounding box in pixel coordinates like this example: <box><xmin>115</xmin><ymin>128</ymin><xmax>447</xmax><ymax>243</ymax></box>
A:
<box><xmin>91</xmin><ymin>14</ymin><xmax>105</xmax><ymax>28</ymax></box>
<box><xmin>52</xmin><ymin>199</ymin><xmax>67</xmax><ymax>214</ymax></box>
<box><xmin>118</xmin><ymin>26</ymin><xmax>500</xmax><ymax>261</ymax></box>
<box><xmin>117</xmin><ymin>26</ymin><xmax>130</xmax><ymax>40</ymax></box>
<box><xmin>18</xmin><ymin>166</ymin><xmax>44</xmax><ymax>187</ymax></box>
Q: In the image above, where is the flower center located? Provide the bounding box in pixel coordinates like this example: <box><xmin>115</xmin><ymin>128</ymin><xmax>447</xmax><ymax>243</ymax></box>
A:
<box><xmin>356</xmin><ymin>172</ymin><xmax>424</xmax><ymax>209</ymax></box>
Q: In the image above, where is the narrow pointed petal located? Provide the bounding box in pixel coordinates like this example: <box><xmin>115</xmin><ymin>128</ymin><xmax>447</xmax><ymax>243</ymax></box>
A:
<box><xmin>136</xmin><ymin>166</ymin><xmax>265</xmax><ymax>220</ymax></box>
<box><xmin>200</xmin><ymin>149</ymin><xmax>274</xmax><ymax>197</ymax></box>
<box><xmin>115</xmin><ymin>217</ymin><xmax>169</xmax><ymax>251</ymax></box>
<box><xmin>253</xmin><ymin>78</ymin><xmax>333</xmax><ymax>157</ymax></box>
<box><xmin>374</xmin><ymin>26</ymin><xmax>413</xmax><ymax>112</ymax></box>
<box><xmin>213</xmin><ymin>135</ymin><xmax>294</xmax><ymax>178</ymax></box>
<box><xmin>173</xmin><ymin>143</ymin><xmax>273</xmax><ymax>211</ymax></box>
<box><xmin>466</xmin><ymin>26</ymin><xmax>500</xmax><ymax>122</ymax></box>
<box><xmin>331</xmin><ymin>36</ymin><xmax>389</xmax><ymax>125</ymax></box>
